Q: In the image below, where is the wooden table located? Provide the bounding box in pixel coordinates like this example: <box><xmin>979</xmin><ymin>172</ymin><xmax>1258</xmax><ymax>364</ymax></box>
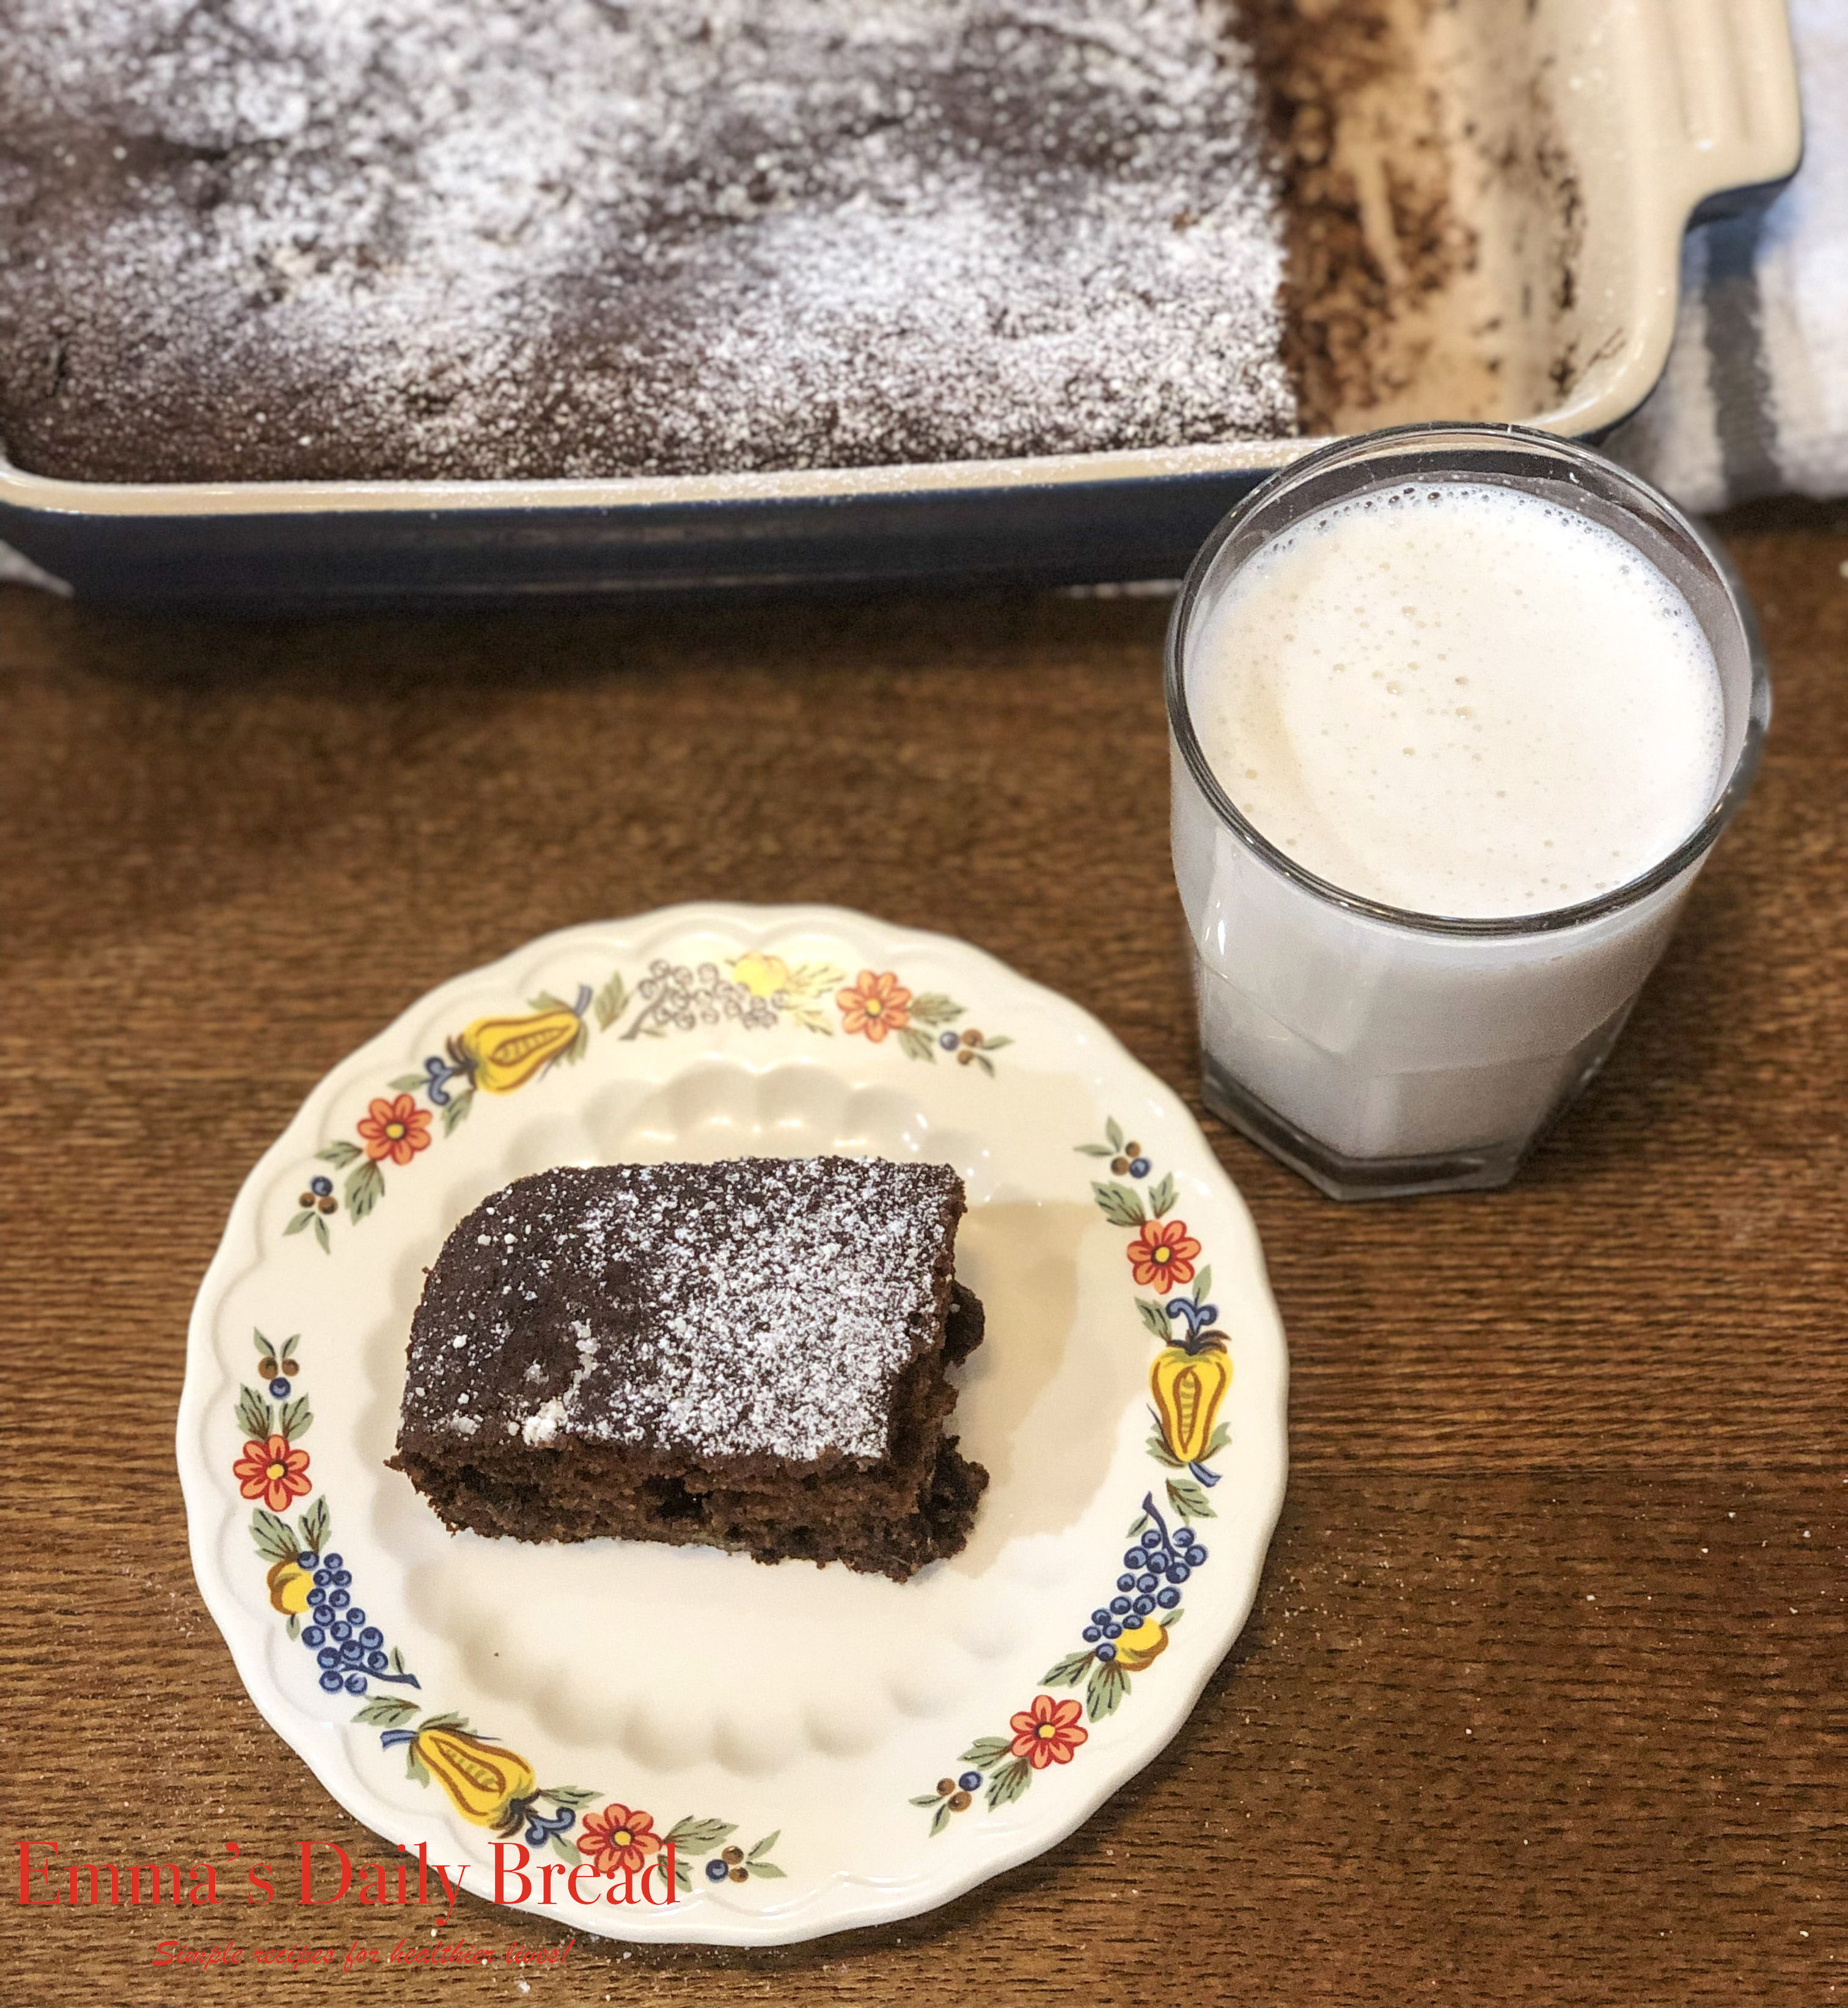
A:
<box><xmin>4</xmin><ymin>502</ymin><xmax>1844</xmax><ymax>2004</ymax></box>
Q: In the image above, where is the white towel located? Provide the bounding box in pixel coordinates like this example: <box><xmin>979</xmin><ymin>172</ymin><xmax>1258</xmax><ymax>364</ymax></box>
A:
<box><xmin>1607</xmin><ymin>0</ymin><xmax>1846</xmax><ymax>510</ymax></box>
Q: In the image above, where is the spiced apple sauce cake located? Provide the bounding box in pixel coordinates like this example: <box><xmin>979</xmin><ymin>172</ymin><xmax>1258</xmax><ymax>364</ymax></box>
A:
<box><xmin>0</xmin><ymin>0</ymin><xmax>1304</xmax><ymax>483</ymax></box>
<box><xmin>392</xmin><ymin>1159</ymin><xmax>989</xmax><ymax>1581</ymax></box>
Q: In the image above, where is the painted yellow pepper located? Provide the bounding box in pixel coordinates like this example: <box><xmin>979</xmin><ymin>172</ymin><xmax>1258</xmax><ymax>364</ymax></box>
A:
<box><xmin>1150</xmin><ymin>1340</ymin><xmax>1231</xmax><ymax>1466</ymax></box>
<box><xmin>453</xmin><ymin>1007</ymin><xmax>582</xmax><ymax>1094</ymax></box>
<box><xmin>414</xmin><ymin>1725</ymin><xmax>537</xmax><ymax>1828</ymax></box>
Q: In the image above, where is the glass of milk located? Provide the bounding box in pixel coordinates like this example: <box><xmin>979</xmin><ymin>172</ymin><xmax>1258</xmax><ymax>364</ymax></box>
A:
<box><xmin>1167</xmin><ymin>423</ymin><xmax>1769</xmax><ymax>1200</ymax></box>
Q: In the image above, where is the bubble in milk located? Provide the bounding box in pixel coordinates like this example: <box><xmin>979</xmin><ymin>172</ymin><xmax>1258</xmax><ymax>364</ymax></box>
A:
<box><xmin>1187</xmin><ymin>480</ymin><xmax>1725</xmax><ymax>918</ymax></box>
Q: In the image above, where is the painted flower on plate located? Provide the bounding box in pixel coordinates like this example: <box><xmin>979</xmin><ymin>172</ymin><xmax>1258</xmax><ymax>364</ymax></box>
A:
<box><xmin>357</xmin><ymin>1093</ymin><xmax>432</xmax><ymax>1167</ymax></box>
<box><xmin>234</xmin><ymin>1433</ymin><xmax>312</xmax><ymax>1513</ymax></box>
<box><xmin>1124</xmin><ymin>1217</ymin><xmax>1201</xmax><ymax>1293</ymax></box>
<box><xmin>1008</xmin><ymin>1694</ymin><xmax>1088</xmax><ymax>1769</ymax></box>
<box><xmin>578</xmin><ymin>1804</ymin><xmax>662</xmax><ymax>1876</ymax></box>
<box><xmin>837</xmin><ymin>970</ymin><xmax>912</xmax><ymax>1043</ymax></box>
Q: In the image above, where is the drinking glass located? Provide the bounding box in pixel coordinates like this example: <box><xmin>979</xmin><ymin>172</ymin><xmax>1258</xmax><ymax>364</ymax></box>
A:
<box><xmin>1165</xmin><ymin>423</ymin><xmax>1769</xmax><ymax>1200</ymax></box>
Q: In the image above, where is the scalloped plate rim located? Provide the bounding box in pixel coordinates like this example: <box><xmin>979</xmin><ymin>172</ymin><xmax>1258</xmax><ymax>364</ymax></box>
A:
<box><xmin>177</xmin><ymin>901</ymin><xmax>1289</xmax><ymax>1945</ymax></box>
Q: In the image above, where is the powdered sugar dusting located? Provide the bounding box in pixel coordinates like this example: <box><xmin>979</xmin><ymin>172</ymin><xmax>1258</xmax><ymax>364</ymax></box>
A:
<box><xmin>402</xmin><ymin>1159</ymin><xmax>962</xmax><ymax>1464</ymax></box>
<box><xmin>0</xmin><ymin>0</ymin><xmax>1292</xmax><ymax>482</ymax></box>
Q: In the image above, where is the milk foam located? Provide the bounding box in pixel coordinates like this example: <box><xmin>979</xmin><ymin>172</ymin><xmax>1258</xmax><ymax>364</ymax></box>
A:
<box><xmin>1189</xmin><ymin>482</ymin><xmax>1726</xmax><ymax>918</ymax></box>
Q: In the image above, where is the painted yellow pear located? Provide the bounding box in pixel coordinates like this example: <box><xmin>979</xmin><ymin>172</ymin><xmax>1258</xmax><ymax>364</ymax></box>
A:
<box><xmin>732</xmin><ymin>952</ymin><xmax>791</xmax><ymax>1000</ymax></box>
<box><xmin>1114</xmin><ymin>1618</ymin><xmax>1170</xmax><ymax>1671</ymax></box>
<box><xmin>266</xmin><ymin>1558</ymin><xmax>315</xmax><ymax>1616</ymax></box>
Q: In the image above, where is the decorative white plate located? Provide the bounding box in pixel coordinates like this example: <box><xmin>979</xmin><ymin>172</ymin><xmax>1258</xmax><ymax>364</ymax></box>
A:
<box><xmin>180</xmin><ymin>906</ymin><xmax>1288</xmax><ymax>1945</ymax></box>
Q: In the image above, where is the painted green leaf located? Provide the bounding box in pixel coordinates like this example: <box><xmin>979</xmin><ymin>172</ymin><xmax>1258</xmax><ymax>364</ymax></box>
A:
<box><xmin>1165</xmin><ymin>1474</ymin><xmax>1216</xmax><ymax>1522</ymax></box>
<box><xmin>673</xmin><ymin>1857</ymin><xmax>692</xmax><ymax>1893</ymax></box>
<box><xmin>986</xmin><ymin>1757</ymin><xmax>1032</xmax><ymax>1811</ymax></box>
<box><xmin>528</xmin><ymin>990</ymin><xmax>573</xmax><ymax>1014</ymax></box>
<box><xmin>1107</xmin><ymin>1117</ymin><xmax>1124</xmax><ymax>1151</ymax></box>
<box><xmin>1091</xmin><ymin>1182</ymin><xmax>1146</xmax><ymax>1228</ymax></box>
<box><xmin>286</xmin><ymin>1614</ymin><xmax>299</xmax><ymax>1640</ymax></box>
<box><xmin>972</xmin><ymin>1051</ymin><xmax>996</xmax><ymax>1077</ymax></box>
<box><xmin>1076</xmin><ymin>1143</ymin><xmax>1116</xmax><ymax>1158</ymax></box>
<box><xmin>907</xmin><ymin>992</ymin><xmax>962</xmax><ymax>1027</ymax></box>
<box><xmin>389</xmin><ymin>1072</ymin><xmax>429</xmax><ymax>1093</ymax></box>
<box><xmin>544</xmin><ymin>1786</ymin><xmax>599</xmax><ymax>1809</ymax></box>
<box><xmin>562</xmin><ymin>1019</ymin><xmax>591</xmax><ymax>1068</ymax></box>
<box><xmin>1191</xmin><ymin>1266</ymin><xmax>1213</xmax><ymax>1304</ymax></box>
<box><xmin>353</xmin><ymin>1695</ymin><xmax>420</xmax><ymax>1728</ymax></box>
<box><xmin>345</xmin><ymin>1157</ymin><xmax>386</xmax><ymax>1221</ymax></box>
<box><xmin>1145</xmin><ymin>1432</ymin><xmax>1184</xmax><ymax>1470</ymax></box>
<box><xmin>1148</xmin><ymin>1172</ymin><xmax>1178</xmax><ymax>1217</ymax></box>
<box><xmin>278</xmin><ymin>1394</ymin><xmax>312</xmax><ymax>1442</ymax></box>
<box><xmin>929</xmin><ymin>1801</ymin><xmax>952</xmax><ymax>1838</ymax></box>
<box><xmin>1137</xmin><ymin>1298</ymin><xmax>1173</xmax><ymax>1341</ymax></box>
<box><xmin>298</xmin><ymin>1497</ymin><xmax>331</xmax><ymax>1553</ymax></box>
<box><xmin>1127</xmin><ymin>1511</ymin><xmax>1150</xmax><ymax>1538</ymax></box>
<box><xmin>980</xmin><ymin>1035</ymin><xmax>1013</xmax><ymax>1052</ymax></box>
<box><xmin>593</xmin><ymin>970</ymin><xmax>629</xmax><ymax>1031</ymax></box>
<box><xmin>313</xmin><ymin>1214</ymin><xmax>331</xmax><ymax>1254</ymax></box>
<box><xmin>959</xmin><ymin>1734</ymin><xmax>1013</xmax><ymax>1768</ymax></box>
<box><xmin>748</xmin><ymin>1861</ymin><xmax>787</xmax><ymax>1879</ymax></box>
<box><xmin>1203</xmin><ymin>1420</ymin><xmax>1231</xmax><ymax>1458</ymax></box>
<box><xmin>284</xmin><ymin>1209</ymin><xmax>314</xmax><ymax>1237</ymax></box>
<box><xmin>317</xmin><ymin>1140</ymin><xmax>362</xmax><ymax>1169</ymax></box>
<box><xmin>416</xmin><ymin>1712</ymin><xmax>469</xmax><ymax>1733</ymax></box>
<box><xmin>1041</xmin><ymin>1649</ymin><xmax>1095</xmax><ymax>1688</ymax></box>
<box><xmin>909</xmin><ymin>1794</ymin><xmax>944</xmax><ymax>1808</ymax></box>
<box><xmin>549</xmin><ymin>1836</ymin><xmax>581</xmax><ymax>1864</ymax></box>
<box><xmin>746</xmin><ymin>1831</ymin><xmax>780</xmax><ymax>1861</ymax></box>
<box><xmin>237</xmin><ymin>1387</ymin><xmax>274</xmax><ymax>1439</ymax></box>
<box><xmin>406</xmin><ymin>1748</ymin><xmax>430</xmax><ymax>1787</ymax></box>
<box><xmin>250</xmin><ymin>1509</ymin><xmax>299</xmax><ymax>1563</ymax></box>
<box><xmin>1086</xmin><ymin>1660</ymin><xmax>1131</xmax><ymax>1722</ymax></box>
<box><xmin>664</xmin><ymin>1817</ymin><xmax>736</xmax><ymax>1852</ymax></box>
<box><xmin>442</xmin><ymin>1088</ymin><xmax>474</xmax><ymax>1136</ymax></box>
<box><xmin>252</xmin><ymin>1329</ymin><xmax>273</xmax><ymax>1358</ymax></box>
<box><xmin>1160</xmin><ymin>1607</ymin><xmax>1184</xmax><ymax>1631</ymax></box>
<box><xmin>896</xmin><ymin>1027</ymin><xmax>937</xmax><ymax>1064</ymax></box>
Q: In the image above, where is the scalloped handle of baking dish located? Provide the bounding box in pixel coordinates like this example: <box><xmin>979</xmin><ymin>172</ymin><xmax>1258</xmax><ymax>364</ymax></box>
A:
<box><xmin>1642</xmin><ymin>0</ymin><xmax>1803</xmax><ymax>218</ymax></box>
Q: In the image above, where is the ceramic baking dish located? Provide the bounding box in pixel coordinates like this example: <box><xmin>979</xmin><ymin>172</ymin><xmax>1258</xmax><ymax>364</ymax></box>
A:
<box><xmin>0</xmin><ymin>0</ymin><xmax>1800</xmax><ymax>610</ymax></box>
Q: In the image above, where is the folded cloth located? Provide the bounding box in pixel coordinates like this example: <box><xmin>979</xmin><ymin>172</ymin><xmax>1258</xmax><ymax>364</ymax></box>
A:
<box><xmin>1607</xmin><ymin>0</ymin><xmax>1846</xmax><ymax>511</ymax></box>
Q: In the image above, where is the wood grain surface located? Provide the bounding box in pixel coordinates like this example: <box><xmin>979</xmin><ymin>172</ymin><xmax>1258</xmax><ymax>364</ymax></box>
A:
<box><xmin>2</xmin><ymin>504</ymin><xmax>1844</xmax><ymax>2005</ymax></box>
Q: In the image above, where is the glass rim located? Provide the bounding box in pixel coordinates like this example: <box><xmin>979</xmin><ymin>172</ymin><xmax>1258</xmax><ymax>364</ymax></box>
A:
<box><xmin>1164</xmin><ymin>420</ymin><xmax>1772</xmax><ymax>940</ymax></box>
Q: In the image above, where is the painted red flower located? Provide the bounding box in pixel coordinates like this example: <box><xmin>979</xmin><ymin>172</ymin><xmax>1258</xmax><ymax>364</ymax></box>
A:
<box><xmin>356</xmin><ymin>1093</ymin><xmax>431</xmax><ymax>1167</ymax></box>
<box><xmin>578</xmin><ymin>1803</ymin><xmax>662</xmax><ymax>1877</ymax></box>
<box><xmin>1008</xmin><ymin>1694</ymin><xmax>1088</xmax><ymax>1770</ymax></box>
<box><xmin>233</xmin><ymin>1433</ymin><xmax>312</xmax><ymax>1513</ymax></box>
<box><xmin>1124</xmin><ymin>1217</ymin><xmax>1201</xmax><ymax>1293</ymax></box>
<box><xmin>836</xmin><ymin>969</ymin><xmax>912</xmax><ymax>1043</ymax></box>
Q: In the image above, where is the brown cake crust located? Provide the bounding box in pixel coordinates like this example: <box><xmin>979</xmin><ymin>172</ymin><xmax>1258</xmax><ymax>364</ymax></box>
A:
<box><xmin>0</xmin><ymin>0</ymin><xmax>1294</xmax><ymax>484</ymax></box>
<box><xmin>392</xmin><ymin>1159</ymin><xmax>988</xmax><ymax>1580</ymax></box>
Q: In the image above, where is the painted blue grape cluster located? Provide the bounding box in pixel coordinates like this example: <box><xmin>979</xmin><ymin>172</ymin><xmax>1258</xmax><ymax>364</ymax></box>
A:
<box><xmin>296</xmin><ymin>1549</ymin><xmax>420</xmax><ymax>1698</ymax></box>
<box><xmin>1077</xmin><ymin>1496</ymin><xmax>1206</xmax><ymax>1660</ymax></box>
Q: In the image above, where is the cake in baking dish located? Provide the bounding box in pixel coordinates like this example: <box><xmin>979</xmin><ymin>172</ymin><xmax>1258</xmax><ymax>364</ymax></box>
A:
<box><xmin>0</xmin><ymin>0</ymin><xmax>1302</xmax><ymax>483</ymax></box>
<box><xmin>391</xmin><ymin>1159</ymin><xmax>988</xmax><ymax>1581</ymax></box>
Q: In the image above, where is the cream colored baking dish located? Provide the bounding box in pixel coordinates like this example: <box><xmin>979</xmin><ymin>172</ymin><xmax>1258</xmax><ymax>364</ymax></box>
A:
<box><xmin>0</xmin><ymin>0</ymin><xmax>1801</xmax><ymax>607</ymax></box>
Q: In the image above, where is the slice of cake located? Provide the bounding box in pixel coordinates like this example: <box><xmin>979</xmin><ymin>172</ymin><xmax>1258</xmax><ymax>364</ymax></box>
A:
<box><xmin>392</xmin><ymin>1158</ymin><xmax>988</xmax><ymax>1581</ymax></box>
